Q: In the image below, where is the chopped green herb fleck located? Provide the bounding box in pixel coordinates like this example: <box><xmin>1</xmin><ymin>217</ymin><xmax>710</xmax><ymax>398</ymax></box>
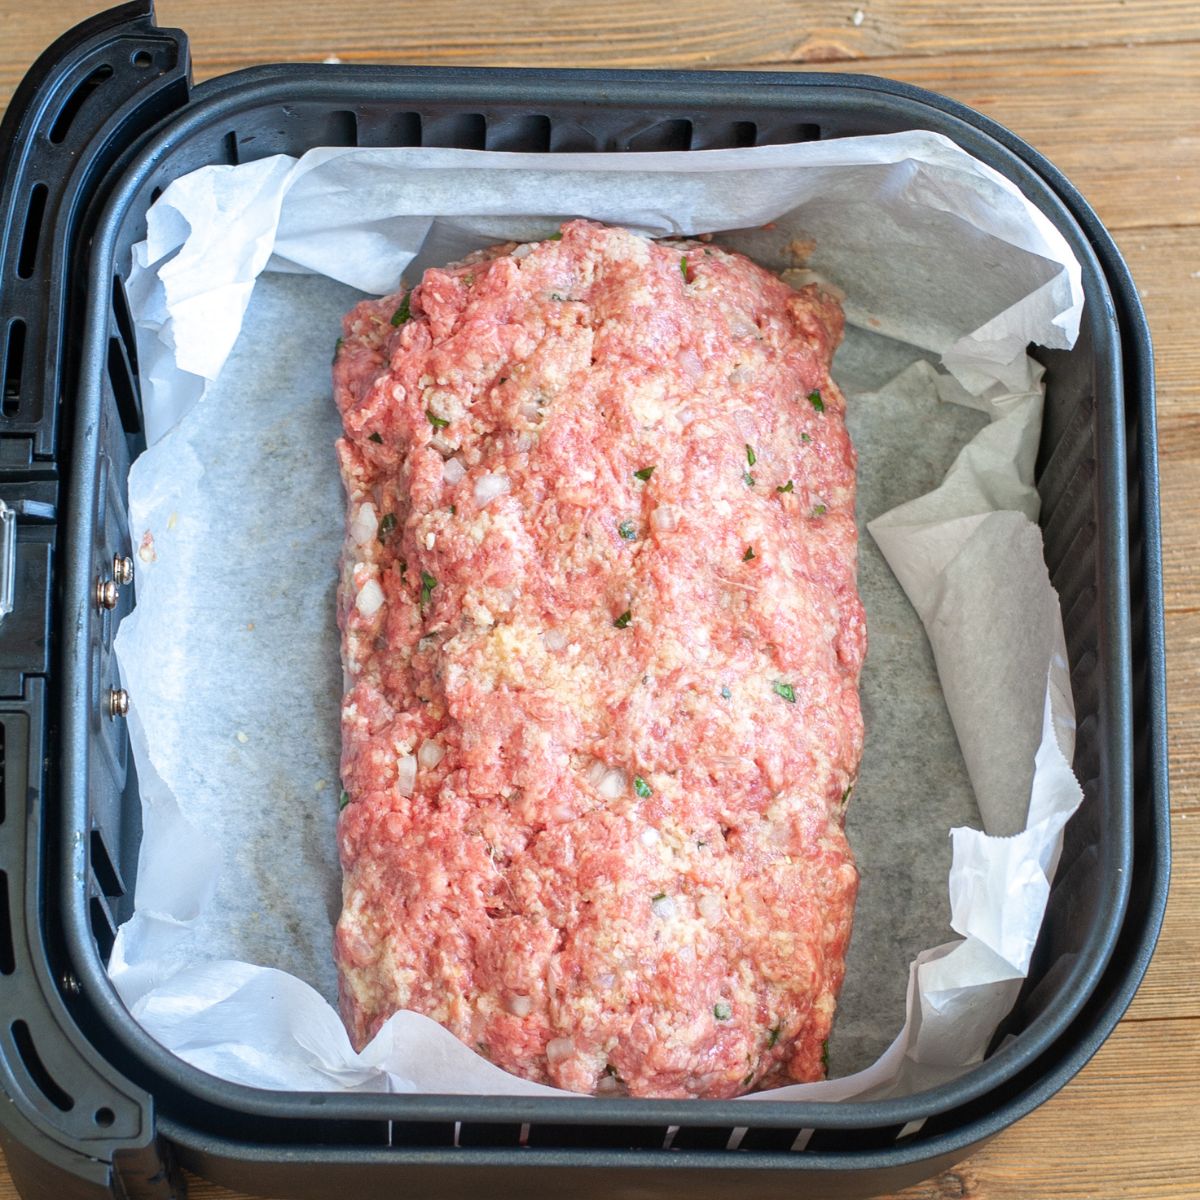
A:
<box><xmin>812</xmin><ymin>504</ymin><xmax>827</xmax><ymax>517</ymax></box>
<box><xmin>743</xmin><ymin>471</ymin><xmax>756</xmax><ymax>487</ymax></box>
<box><xmin>634</xmin><ymin>775</ymin><xmax>652</xmax><ymax>798</ymax></box>
<box><xmin>332</xmin><ymin>336</ymin><xmax>343</xmax><ymax>364</ymax></box>
<box><xmin>745</xmin><ymin>444</ymin><xmax>757</xmax><ymax>467</ymax></box>
<box><xmin>618</xmin><ymin>520</ymin><xmax>638</xmax><ymax>541</ymax></box>
<box><xmin>549</xmin><ymin>292</ymin><xmax>568</xmax><ymax>302</ymax></box>
<box><xmin>697</xmin><ymin>839</ymin><xmax>708</xmax><ymax>848</ymax></box>
<box><xmin>449</xmin><ymin>505</ymin><xmax>456</xmax><ymax>516</ymax></box>
<box><xmin>547</xmin><ymin>231</ymin><xmax>563</xmax><ymax>241</ymax></box>
<box><xmin>368</xmin><ymin>432</ymin><xmax>384</xmax><ymax>445</ymax></box>
<box><xmin>634</xmin><ymin>465</ymin><xmax>656</xmax><ymax>482</ymax></box>
<box><xmin>420</xmin><ymin>571</ymin><xmax>438</xmax><ymax>608</ymax></box>
<box><xmin>841</xmin><ymin>785</ymin><xmax>853</xmax><ymax>804</ymax></box>
<box><xmin>743</xmin><ymin>545</ymin><xmax>755</xmax><ymax>562</ymax></box>
<box><xmin>773</xmin><ymin>681</ymin><xmax>796</xmax><ymax>703</ymax></box>
<box><xmin>742</xmin><ymin>1071</ymin><xmax>755</xmax><ymax>1087</ymax></box>
<box><xmin>464</xmin><ymin>274</ymin><xmax>475</xmax><ymax>286</ymax></box>
<box><xmin>613</xmin><ymin>609</ymin><xmax>633</xmax><ymax>629</ymax></box>
<box><xmin>339</xmin><ymin>790</ymin><xmax>350</xmax><ymax>811</ymax></box>
<box><xmin>680</xmin><ymin>255</ymin><xmax>689</xmax><ymax>280</ymax></box>
<box><xmin>808</xmin><ymin>390</ymin><xmax>825</xmax><ymax>413</ymax></box>
<box><xmin>777</xmin><ymin>480</ymin><xmax>794</xmax><ymax>493</ymax></box>
<box><xmin>377</xmin><ymin>513</ymin><xmax>397</xmax><ymax>542</ymax></box>
<box><xmin>720</xmin><ymin>686</ymin><xmax>732</xmax><ymax>700</ymax></box>
<box><xmin>714</xmin><ymin>1002</ymin><xmax>732</xmax><ymax>1021</ymax></box>
<box><xmin>651</xmin><ymin>891</ymin><xmax>667</xmax><ymax>902</ymax></box>
<box><xmin>703</xmin><ymin>248</ymin><xmax>713</xmax><ymax>256</ymax></box>
<box><xmin>426</xmin><ymin>409</ymin><xmax>450</xmax><ymax>430</ymax></box>
<box><xmin>390</xmin><ymin>294</ymin><xmax>411</xmax><ymax>326</ymax></box>
<box><xmin>821</xmin><ymin>1039</ymin><xmax>830</xmax><ymax>1072</ymax></box>
<box><xmin>498</xmin><ymin>376</ymin><xmax>508</xmax><ymax>385</ymax></box>
<box><xmin>767</xmin><ymin>1024</ymin><xmax>781</xmax><ymax>1048</ymax></box>
<box><xmin>801</xmin><ymin>432</ymin><xmax>812</xmax><ymax>444</ymax></box>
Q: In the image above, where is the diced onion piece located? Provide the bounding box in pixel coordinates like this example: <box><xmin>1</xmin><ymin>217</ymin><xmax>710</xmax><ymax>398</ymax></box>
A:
<box><xmin>543</xmin><ymin>627</ymin><xmax>569</xmax><ymax>651</ymax></box>
<box><xmin>546</xmin><ymin>1037</ymin><xmax>575</xmax><ymax>1063</ymax></box>
<box><xmin>586</xmin><ymin>759</ymin><xmax>608</xmax><ymax>787</ymax></box>
<box><xmin>698</xmin><ymin>893</ymin><xmax>723</xmax><ymax>922</ymax></box>
<box><xmin>730</xmin><ymin>313</ymin><xmax>758</xmax><ymax>339</ymax></box>
<box><xmin>598</xmin><ymin>768</ymin><xmax>628</xmax><ymax>799</ymax></box>
<box><xmin>474</xmin><ymin>473</ymin><xmax>511</xmax><ymax>506</ymax></box>
<box><xmin>651</xmin><ymin>505</ymin><xmax>678</xmax><ymax>532</ymax></box>
<box><xmin>640</xmin><ymin>827</ymin><xmax>660</xmax><ymax>848</ymax></box>
<box><xmin>651</xmin><ymin>895</ymin><xmax>676</xmax><ymax>920</ymax></box>
<box><xmin>596</xmin><ymin>1073</ymin><xmax>620</xmax><ymax>1093</ymax></box>
<box><xmin>350</xmin><ymin>502</ymin><xmax>378</xmax><ymax>546</ymax></box>
<box><xmin>395</xmin><ymin>754</ymin><xmax>417</xmax><ymax>797</ymax></box>
<box><xmin>443</xmin><ymin>457</ymin><xmax>466</xmax><ymax>485</ymax></box>
<box><xmin>598</xmin><ymin>973</ymin><xmax>616</xmax><ymax>989</ymax></box>
<box><xmin>506</xmin><ymin>993</ymin><xmax>533</xmax><ymax>1017</ymax></box>
<box><xmin>355</xmin><ymin>578</ymin><xmax>385</xmax><ymax>617</ymax></box>
<box><xmin>418</xmin><ymin>738</ymin><xmax>444</xmax><ymax>768</ymax></box>
<box><xmin>511</xmin><ymin>242</ymin><xmax>535</xmax><ymax>260</ymax></box>
<box><xmin>679</xmin><ymin>347</ymin><xmax>704</xmax><ymax>378</ymax></box>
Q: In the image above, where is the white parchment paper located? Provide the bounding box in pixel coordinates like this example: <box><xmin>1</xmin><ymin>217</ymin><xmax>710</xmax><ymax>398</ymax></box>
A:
<box><xmin>112</xmin><ymin>133</ymin><xmax>1085</xmax><ymax>1100</ymax></box>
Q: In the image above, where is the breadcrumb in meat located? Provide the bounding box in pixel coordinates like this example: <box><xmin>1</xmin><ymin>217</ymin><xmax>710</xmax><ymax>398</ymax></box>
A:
<box><xmin>332</xmin><ymin>219</ymin><xmax>863</xmax><ymax>1099</ymax></box>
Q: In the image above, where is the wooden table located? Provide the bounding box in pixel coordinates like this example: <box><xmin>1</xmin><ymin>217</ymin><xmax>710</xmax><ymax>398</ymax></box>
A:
<box><xmin>0</xmin><ymin>2</ymin><xmax>1196</xmax><ymax>1197</ymax></box>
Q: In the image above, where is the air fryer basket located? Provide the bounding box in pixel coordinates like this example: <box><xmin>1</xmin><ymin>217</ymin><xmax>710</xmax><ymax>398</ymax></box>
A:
<box><xmin>0</xmin><ymin>5</ymin><xmax>1168</xmax><ymax>1200</ymax></box>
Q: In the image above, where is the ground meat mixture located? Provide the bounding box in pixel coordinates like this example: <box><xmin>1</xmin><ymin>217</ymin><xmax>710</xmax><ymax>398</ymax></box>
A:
<box><xmin>332</xmin><ymin>220</ymin><xmax>863</xmax><ymax>1099</ymax></box>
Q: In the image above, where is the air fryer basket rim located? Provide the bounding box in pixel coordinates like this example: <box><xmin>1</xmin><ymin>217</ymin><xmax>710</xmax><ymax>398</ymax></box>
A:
<box><xmin>51</xmin><ymin>62</ymin><xmax>1143</xmax><ymax>1138</ymax></box>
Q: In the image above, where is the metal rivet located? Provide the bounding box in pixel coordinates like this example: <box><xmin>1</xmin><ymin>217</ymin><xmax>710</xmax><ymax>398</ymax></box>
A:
<box><xmin>113</xmin><ymin>554</ymin><xmax>134</xmax><ymax>586</ymax></box>
<box><xmin>60</xmin><ymin>972</ymin><xmax>82</xmax><ymax>997</ymax></box>
<box><xmin>96</xmin><ymin>577</ymin><xmax>119</xmax><ymax>611</ymax></box>
<box><xmin>108</xmin><ymin>688</ymin><xmax>129</xmax><ymax>719</ymax></box>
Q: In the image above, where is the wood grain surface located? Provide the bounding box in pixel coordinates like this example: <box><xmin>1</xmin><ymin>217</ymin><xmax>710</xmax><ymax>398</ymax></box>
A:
<box><xmin>0</xmin><ymin>2</ymin><xmax>1196</xmax><ymax>1198</ymax></box>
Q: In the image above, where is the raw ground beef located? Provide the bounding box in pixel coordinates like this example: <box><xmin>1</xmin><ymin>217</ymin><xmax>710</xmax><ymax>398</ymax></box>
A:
<box><xmin>332</xmin><ymin>220</ymin><xmax>863</xmax><ymax>1098</ymax></box>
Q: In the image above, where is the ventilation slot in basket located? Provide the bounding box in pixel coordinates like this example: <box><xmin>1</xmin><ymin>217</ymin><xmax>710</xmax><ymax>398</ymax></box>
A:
<box><xmin>525</xmin><ymin>1122</ymin><xmax>669</xmax><ymax>1150</ymax></box>
<box><xmin>90</xmin><ymin>829</ymin><xmax>126</xmax><ymax>899</ymax></box>
<box><xmin>48</xmin><ymin>64</ymin><xmax>114</xmax><ymax>145</ymax></box>
<box><xmin>389</xmin><ymin>112</ymin><xmax>422</xmax><ymax>146</ymax></box>
<box><xmin>17</xmin><ymin>184</ymin><xmax>48</xmax><ymax>280</ymax></box>
<box><xmin>0</xmin><ymin>871</ymin><xmax>14</xmax><ymax>975</ymax></box>
<box><xmin>111</xmin><ymin>275</ymin><xmax>140</xmax><ymax>376</ymax></box>
<box><xmin>2</xmin><ymin>320</ymin><xmax>26</xmax><ymax>419</ymax></box>
<box><xmin>423</xmin><ymin>113</ymin><xmax>486</xmax><ymax>149</ymax></box>
<box><xmin>690</xmin><ymin>120</ymin><xmax>759</xmax><ymax>150</ymax></box>
<box><xmin>626</xmin><ymin>118</ymin><xmax>693</xmax><ymax>151</ymax></box>
<box><xmin>389</xmin><ymin>1120</ymin><xmax>456</xmax><ymax>1147</ymax></box>
<box><xmin>107</xmin><ymin>336</ymin><xmax>141</xmax><ymax>434</ymax></box>
<box><xmin>486</xmin><ymin>114</ymin><xmax>551</xmax><ymax>152</ymax></box>
<box><xmin>327</xmin><ymin>109</ymin><xmax>359</xmax><ymax>147</ymax></box>
<box><xmin>669</xmin><ymin>1124</ymin><xmax>738</xmax><ymax>1150</ymax></box>
<box><xmin>90</xmin><ymin>896</ymin><xmax>117</xmax><ymax>961</ymax></box>
<box><xmin>11</xmin><ymin>1020</ymin><xmax>75</xmax><ymax>1111</ymax></box>
<box><xmin>456</xmin><ymin>1121</ymin><xmax>523</xmax><ymax>1147</ymax></box>
<box><xmin>751</xmin><ymin>122</ymin><xmax>822</xmax><ymax>146</ymax></box>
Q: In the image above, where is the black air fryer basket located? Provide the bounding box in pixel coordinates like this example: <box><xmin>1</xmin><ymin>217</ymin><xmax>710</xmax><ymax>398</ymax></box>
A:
<box><xmin>0</xmin><ymin>5</ymin><xmax>1169</xmax><ymax>1199</ymax></box>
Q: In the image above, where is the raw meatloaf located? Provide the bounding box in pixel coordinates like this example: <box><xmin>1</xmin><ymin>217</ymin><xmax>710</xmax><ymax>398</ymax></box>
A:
<box><xmin>332</xmin><ymin>220</ymin><xmax>863</xmax><ymax>1099</ymax></box>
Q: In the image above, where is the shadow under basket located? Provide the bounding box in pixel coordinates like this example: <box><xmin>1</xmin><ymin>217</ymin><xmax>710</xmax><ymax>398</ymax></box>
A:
<box><xmin>0</xmin><ymin>4</ymin><xmax>1168</xmax><ymax>1199</ymax></box>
